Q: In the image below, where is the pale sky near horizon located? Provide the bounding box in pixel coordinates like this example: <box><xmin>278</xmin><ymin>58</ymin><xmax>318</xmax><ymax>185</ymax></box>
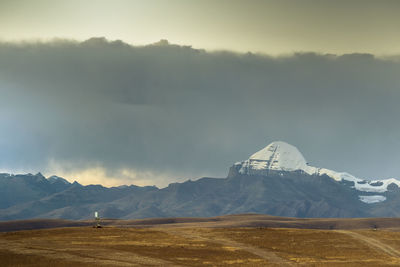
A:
<box><xmin>1</xmin><ymin>0</ymin><xmax>400</xmax><ymax>55</ymax></box>
<box><xmin>1</xmin><ymin>0</ymin><xmax>400</xmax><ymax>187</ymax></box>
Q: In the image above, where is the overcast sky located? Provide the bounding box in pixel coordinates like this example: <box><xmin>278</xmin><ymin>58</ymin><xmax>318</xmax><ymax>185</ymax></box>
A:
<box><xmin>1</xmin><ymin>0</ymin><xmax>400</xmax><ymax>55</ymax></box>
<box><xmin>1</xmin><ymin>1</ymin><xmax>400</xmax><ymax>187</ymax></box>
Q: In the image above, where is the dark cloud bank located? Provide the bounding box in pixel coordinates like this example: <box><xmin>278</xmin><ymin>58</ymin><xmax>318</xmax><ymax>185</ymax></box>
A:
<box><xmin>1</xmin><ymin>37</ymin><xmax>400</xmax><ymax>184</ymax></box>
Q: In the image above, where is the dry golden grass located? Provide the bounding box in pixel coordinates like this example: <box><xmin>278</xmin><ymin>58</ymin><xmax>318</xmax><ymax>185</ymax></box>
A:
<box><xmin>0</xmin><ymin>227</ymin><xmax>269</xmax><ymax>266</ymax></box>
<box><xmin>1</xmin><ymin>226</ymin><xmax>400</xmax><ymax>266</ymax></box>
<box><xmin>208</xmin><ymin>228</ymin><xmax>400</xmax><ymax>266</ymax></box>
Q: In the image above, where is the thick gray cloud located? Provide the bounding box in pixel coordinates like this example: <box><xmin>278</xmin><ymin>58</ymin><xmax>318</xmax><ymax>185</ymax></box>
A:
<box><xmin>1</xmin><ymin>38</ymin><xmax>400</xmax><ymax>184</ymax></box>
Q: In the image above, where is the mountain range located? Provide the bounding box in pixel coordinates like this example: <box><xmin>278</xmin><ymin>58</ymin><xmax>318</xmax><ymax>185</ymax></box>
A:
<box><xmin>1</xmin><ymin>141</ymin><xmax>400</xmax><ymax>220</ymax></box>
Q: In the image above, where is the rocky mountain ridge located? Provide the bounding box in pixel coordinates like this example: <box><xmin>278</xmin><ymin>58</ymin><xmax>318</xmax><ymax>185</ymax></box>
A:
<box><xmin>1</xmin><ymin>141</ymin><xmax>400</xmax><ymax>220</ymax></box>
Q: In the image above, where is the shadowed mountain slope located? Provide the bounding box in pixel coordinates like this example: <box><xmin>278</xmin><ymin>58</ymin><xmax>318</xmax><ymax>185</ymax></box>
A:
<box><xmin>2</xmin><ymin>142</ymin><xmax>400</xmax><ymax>220</ymax></box>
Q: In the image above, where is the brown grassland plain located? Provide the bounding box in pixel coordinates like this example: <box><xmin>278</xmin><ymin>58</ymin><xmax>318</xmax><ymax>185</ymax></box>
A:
<box><xmin>1</xmin><ymin>226</ymin><xmax>400</xmax><ymax>266</ymax></box>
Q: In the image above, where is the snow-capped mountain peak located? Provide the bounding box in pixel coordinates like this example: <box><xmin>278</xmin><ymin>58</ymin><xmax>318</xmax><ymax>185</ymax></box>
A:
<box><xmin>233</xmin><ymin>141</ymin><xmax>400</xmax><ymax>204</ymax></box>
<box><xmin>235</xmin><ymin>141</ymin><xmax>313</xmax><ymax>175</ymax></box>
<box><xmin>247</xmin><ymin>141</ymin><xmax>309</xmax><ymax>171</ymax></box>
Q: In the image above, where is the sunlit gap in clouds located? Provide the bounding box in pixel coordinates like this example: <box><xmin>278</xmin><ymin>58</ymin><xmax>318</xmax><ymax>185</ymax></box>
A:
<box><xmin>43</xmin><ymin>160</ymin><xmax>181</xmax><ymax>188</ymax></box>
<box><xmin>0</xmin><ymin>165</ymin><xmax>184</xmax><ymax>189</ymax></box>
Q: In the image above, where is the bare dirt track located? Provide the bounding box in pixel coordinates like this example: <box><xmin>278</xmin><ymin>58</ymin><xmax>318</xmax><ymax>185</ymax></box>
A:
<box><xmin>337</xmin><ymin>230</ymin><xmax>400</xmax><ymax>258</ymax></box>
<box><xmin>0</xmin><ymin>227</ymin><xmax>270</xmax><ymax>266</ymax></box>
<box><xmin>160</xmin><ymin>227</ymin><xmax>295</xmax><ymax>266</ymax></box>
<box><xmin>2</xmin><ymin>226</ymin><xmax>400</xmax><ymax>266</ymax></box>
<box><xmin>2</xmin><ymin>214</ymin><xmax>400</xmax><ymax>266</ymax></box>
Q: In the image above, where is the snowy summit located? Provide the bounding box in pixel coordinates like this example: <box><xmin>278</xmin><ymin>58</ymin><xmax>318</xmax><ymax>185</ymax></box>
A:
<box><xmin>243</xmin><ymin>141</ymin><xmax>309</xmax><ymax>172</ymax></box>
<box><xmin>234</xmin><ymin>141</ymin><xmax>400</xmax><ymax>204</ymax></box>
<box><xmin>235</xmin><ymin>141</ymin><xmax>319</xmax><ymax>176</ymax></box>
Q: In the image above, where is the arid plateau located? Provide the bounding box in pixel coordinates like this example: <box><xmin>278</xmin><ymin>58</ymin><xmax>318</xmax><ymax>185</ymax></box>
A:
<box><xmin>2</xmin><ymin>214</ymin><xmax>400</xmax><ymax>266</ymax></box>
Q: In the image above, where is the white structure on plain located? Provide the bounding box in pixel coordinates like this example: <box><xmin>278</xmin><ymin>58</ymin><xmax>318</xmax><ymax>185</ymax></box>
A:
<box><xmin>94</xmin><ymin>211</ymin><xmax>101</xmax><ymax>228</ymax></box>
